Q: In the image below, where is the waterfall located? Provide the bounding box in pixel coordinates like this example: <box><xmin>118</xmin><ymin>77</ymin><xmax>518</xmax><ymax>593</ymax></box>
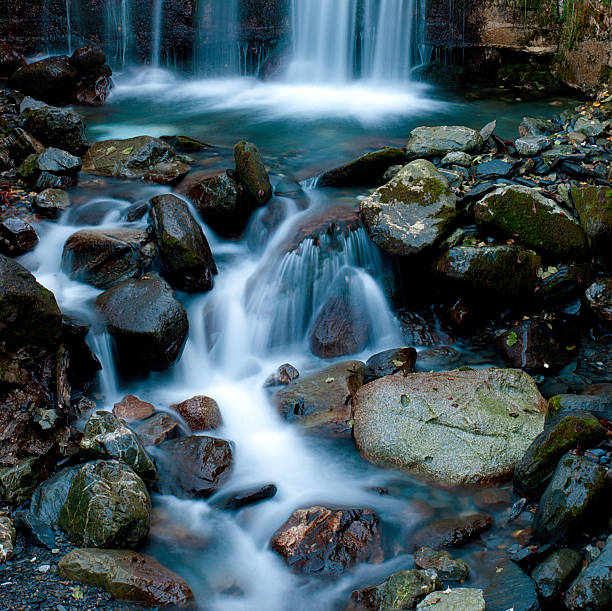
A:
<box><xmin>196</xmin><ymin>0</ymin><xmax>241</xmax><ymax>76</ymax></box>
<box><xmin>151</xmin><ymin>0</ymin><xmax>163</xmax><ymax>67</ymax></box>
<box><xmin>105</xmin><ymin>0</ymin><xmax>132</xmax><ymax>69</ymax></box>
<box><xmin>65</xmin><ymin>0</ymin><xmax>72</xmax><ymax>55</ymax></box>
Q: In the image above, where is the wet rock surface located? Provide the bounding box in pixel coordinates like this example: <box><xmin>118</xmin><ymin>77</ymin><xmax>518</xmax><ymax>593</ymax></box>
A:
<box><xmin>112</xmin><ymin>395</ymin><xmax>156</xmax><ymax>421</ymax></box>
<box><xmin>270</xmin><ymin>506</ymin><xmax>383</xmax><ymax>575</ymax></box>
<box><xmin>363</xmin><ymin>347</ymin><xmax>417</xmax><ymax>383</ymax></box>
<box><xmin>414</xmin><ymin>546</ymin><xmax>470</xmax><ymax>581</ymax></box>
<box><xmin>405</xmin><ymin>126</ymin><xmax>484</xmax><ymax>157</ymax></box>
<box><xmin>530</xmin><ymin>548</ymin><xmax>582</xmax><ymax>605</ymax></box>
<box><xmin>20</xmin><ymin>106</ymin><xmax>88</xmax><ymax>156</ymax></box>
<box><xmin>413</xmin><ymin>514</ymin><xmax>493</xmax><ymax>550</ymax></box>
<box><xmin>171</xmin><ymin>395</ymin><xmax>222</xmax><ymax>431</ymax></box>
<box><xmin>416</xmin><ymin>587</ymin><xmax>485</xmax><ymax>610</ymax></box>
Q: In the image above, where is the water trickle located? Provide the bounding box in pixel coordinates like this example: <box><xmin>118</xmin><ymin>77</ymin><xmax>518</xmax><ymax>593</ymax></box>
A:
<box><xmin>65</xmin><ymin>0</ymin><xmax>72</xmax><ymax>55</ymax></box>
<box><xmin>151</xmin><ymin>0</ymin><xmax>164</xmax><ymax>67</ymax></box>
<box><xmin>105</xmin><ymin>0</ymin><xmax>132</xmax><ymax>70</ymax></box>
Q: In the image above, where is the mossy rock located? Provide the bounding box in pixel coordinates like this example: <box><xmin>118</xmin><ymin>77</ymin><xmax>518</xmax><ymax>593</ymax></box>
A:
<box><xmin>514</xmin><ymin>412</ymin><xmax>606</xmax><ymax>498</ymax></box>
<box><xmin>474</xmin><ymin>185</ymin><xmax>588</xmax><ymax>261</ymax></box>
<box><xmin>360</xmin><ymin>159</ymin><xmax>459</xmax><ymax>256</ymax></box>
<box><xmin>59</xmin><ymin>460</ymin><xmax>150</xmax><ymax>548</ymax></box>
<box><xmin>0</xmin><ymin>456</ymin><xmax>40</xmax><ymax>505</ymax></box>
<box><xmin>572</xmin><ymin>186</ymin><xmax>612</xmax><ymax>264</ymax></box>
<box><xmin>233</xmin><ymin>141</ymin><xmax>272</xmax><ymax>206</ymax></box>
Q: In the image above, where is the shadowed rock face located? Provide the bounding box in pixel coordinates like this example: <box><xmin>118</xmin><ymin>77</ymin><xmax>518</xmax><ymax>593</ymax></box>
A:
<box><xmin>270</xmin><ymin>506</ymin><xmax>383</xmax><ymax>575</ymax></box>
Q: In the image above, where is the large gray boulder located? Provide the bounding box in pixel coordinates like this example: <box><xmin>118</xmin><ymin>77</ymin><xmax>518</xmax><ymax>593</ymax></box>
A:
<box><xmin>405</xmin><ymin>126</ymin><xmax>483</xmax><ymax>157</ymax></box>
<box><xmin>62</xmin><ymin>228</ymin><xmax>155</xmax><ymax>289</ymax></box>
<box><xmin>360</xmin><ymin>160</ymin><xmax>458</xmax><ymax>256</ymax></box>
<box><xmin>353</xmin><ymin>368</ymin><xmax>546</xmax><ymax>486</ymax></box>
<box><xmin>149</xmin><ymin>194</ymin><xmax>217</xmax><ymax>293</ymax></box>
<box><xmin>95</xmin><ymin>276</ymin><xmax>188</xmax><ymax>374</ymax></box>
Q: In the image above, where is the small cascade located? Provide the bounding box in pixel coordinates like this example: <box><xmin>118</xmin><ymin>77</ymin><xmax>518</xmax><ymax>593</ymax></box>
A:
<box><xmin>65</xmin><ymin>0</ymin><xmax>72</xmax><ymax>55</ymax></box>
<box><xmin>196</xmin><ymin>0</ymin><xmax>241</xmax><ymax>76</ymax></box>
<box><xmin>151</xmin><ymin>0</ymin><xmax>163</xmax><ymax>67</ymax></box>
<box><xmin>105</xmin><ymin>0</ymin><xmax>132</xmax><ymax>69</ymax></box>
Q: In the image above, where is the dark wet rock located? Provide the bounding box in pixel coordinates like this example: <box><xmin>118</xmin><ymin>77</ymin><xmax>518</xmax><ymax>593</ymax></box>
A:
<box><xmin>309</xmin><ymin>271</ymin><xmax>370</xmax><ymax>358</ymax></box>
<box><xmin>472</xmin><ymin>159</ymin><xmax>514</xmax><ymax>180</ymax></box>
<box><xmin>274</xmin><ymin>360</ymin><xmax>365</xmax><ymax>438</ymax></box>
<box><xmin>364</xmin><ymin>347</ymin><xmax>417</xmax><ymax>383</ymax></box>
<box><xmin>514</xmin><ymin>412</ymin><xmax>606</xmax><ymax>498</ymax></box>
<box><xmin>186</xmin><ymin>171</ymin><xmax>249</xmax><ymax>237</ymax></box>
<box><xmin>4</xmin><ymin>127</ymin><xmax>45</xmax><ymax>164</ymax></box>
<box><xmin>82</xmin><ymin>136</ymin><xmax>190</xmax><ymax>185</ymax></box>
<box><xmin>58</xmin><ymin>548</ymin><xmax>194</xmax><ymax>607</ymax></box>
<box><xmin>161</xmin><ymin>135</ymin><xmax>212</xmax><ymax>153</ymax></box>
<box><xmin>353</xmin><ymin>368</ymin><xmax>546</xmax><ymax>486</ymax></box>
<box><xmin>0</xmin><ymin>217</ymin><xmax>38</xmax><ymax>256</ymax></box>
<box><xmin>405</xmin><ymin>126</ymin><xmax>484</xmax><ymax>157</ymax></box>
<box><xmin>519</xmin><ymin>117</ymin><xmax>561</xmax><ymax>138</ymax></box>
<box><xmin>573</xmin><ymin>186</ymin><xmax>612</xmax><ymax>264</ymax></box>
<box><xmin>60</xmin><ymin>316</ymin><xmax>101</xmax><ymax>390</ymax></box>
<box><xmin>233</xmin><ymin>141</ymin><xmax>272</xmax><ymax>206</ymax></box>
<box><xmin>0</xmin><ymin>44</ymin><xmax>26</xmax><ymax>77</ymax></box>
<box><xmin>29</xmin><ymin>465</ymin><xmax>79</xmax><ymax>528</ymax></box>
<box><xmin>59</xmin><ymin>459</ymin><xmax>151</xmax><ymax>548</ymax></box>
<box><xmin>319</xmin><ymin>147</ymin><xmax>407</xmax><ymax>187</ymax></box>
<box><xmin>270</xmin><ymin>506</ymin><xmax>383</xmax><ymax>575</ymax></box>
<box><xmin>0</xmin><ymin>254</ymin><xmax>62</xmax><ymax>364</ymax></box>
<box><xmin>74</xmin><ymin>75</ymin><xmax>112</xmax><ymax>106</ymax></box>
<box><xmin>69</xmin><ymin>46</ymin><xmax>107</xmax><ymax>74</ymax></box>
<box><xmin>499</xmin><ymin>317</ymin><xmax>580</xmax><ymax>373</ymax></box>
<box><xmin>436</xmin><ymin>245</ymin><xmax>541</xmax><ymax>299</ymax></box>
<box><xmin>399</xmin><ymin>311</ymin><xmax>444</xmax><ymax>346</ymax></box>
<box><xmin>135</xmin><ymin>413</ymin><xmax>181</xmax><ymax>447</ymax></box>
<box><xmin>532</xmin><ymin>453</ymin><xmax>611</xmax><ymax>543</ymax></box>
<box><xmin>210</xmin><ymin>483</ymin><xmax>277</xmax><ymax>511</ymax></box>
<box><xmin>171</xmin><ymin>395</ymin><xmax>222</xmax><ymax>431</ymax></box>
<box><xmin>18</xmin><ymin>96</ymin><xmax>48</xmax><ymax>113</ymax></box>
<box><xmin>414</xmin><ymin>546</ymin><xmax>469</xmax><ymax>581</ymax></box>
<box><xmin>9</xmin><ymin>57</ymin><xmax>78</xmax><ymax>105</ymax></box>
<box><xmin>473</xmin><ymin>487</ymin><xmax>513</xmax><ymax>512</ymax></box>
<box><xmin>413</xmin><ymin>514</ymin><xmax>493</xmax><ymax>550</ymax></box>
<box><xmin>0</xmin><ymin>512</ymin><xmax>15</xmax><ymax>563</ymax></box>
<box><xmin>20</xmin><ymin>106</ymin><xmax>88</xmax><ymax>155</ymax></box>
<box><xmin>546</xmin><ymin>393</ymin><xmax>612</xmax><ymax>425</ymax></box>
<box><xmin>585</xmin><ymin>278</ymin><xmax>612</xmax><ymax>323</ymax></box>
<box><xmin>79</xmin><ymin>411</ymin><xmax>157</xmax><ymax>481</ymax></box>
<box><xmin>474</xmin><ymin>185</ymin><xmax>588</xmax><ymax>261</ymax></box>
<box><xmin>149</xmin><ymin>193</ymin><xmax>217</xmax><ymax>293</ymax></box>
<box><xmin>34</xmin><ymin>188</ymin><xmax>71</xmax><ymax>219</ymax></box>
<box><xmin>62</xmin><ymin>228</ymin><xmax>155</xmax><ymax>289</ymax></box>
<box><xmin>348</xmin><ymin>569</ymin><xmax>442</xmax><ymax>611</ymax></box>
<box><xmin>565</xmin><ymin>535</ymin><xmax>612</xmax><ymax>610</ymax></box>
<box><xmin>530</xmin><ymin>548</ymin><xmax>582</xmax><ymax>605</ymax></box>
<box><xmin>515</xmin><ymin>136</ymin><xmax>550</xmax><ymax>156</ymax></box>
<box><xmin>360</xmin><ymin>159</ymin><xmax>458</xmax><ymax>256</ymax></box>
<box><xmin>0</xmin><ymin>456</ymin><xmax>40</xmax><ymax>505</ymax></box>
<box><xmin>35</xmin><ymin>147</ymin><xmax>82</xmax><ymax>174</ymax></box>
<box><xmin>13</xmin><ymin>509</ymin><xmax>55</xmax><ymax>549</ymax></box>
<box><xmin>536</xmin><ymin>263</ymin><xmax>595</xmax><ymax>306</ymax></box>
<box><xmin>95</xmin><ymin>275</ymin><xmax>189</xmax><ymax>374</ymax></box>
<box><xmin>263</xmin><ymin>363</ymin><xmax>299</xmax><ymax>387</ymax></box>
<box><xmin>155</xmin><ymin>435</ymin><xmax>233</xmax><ymax>499</ymax></box>
<box><xmin>441</xmin><ymin>151</ymin><xmax>472</xmax><ymax>167</ymax></box>
<box><xmin>18</xmin><ymin>149</ymin><xmax>81</xmax><ymax>191</ymax></box>
<box><xmin>417</xmin><ymin>588</ymin><xmax>486</xmax><ymax>610</ymax></box>
<box><xmin>112</xmin><ymin>395</ymin><xmax>155</xmax><ymax>421</ymax></box>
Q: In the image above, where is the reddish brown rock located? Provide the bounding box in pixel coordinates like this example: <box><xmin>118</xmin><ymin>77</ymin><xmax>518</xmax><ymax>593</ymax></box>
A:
<box><xmin>113</xmin><ymin>395</ymin><xmax>155</xmax><ymax>421</ymax></box>
<box><xmin>171</xmin><ymin>395</ymin><xmax>222</xmax><ymax>431</ymax></box>
<box><xmin>136</xmin><ymin>414</ymin><xmax>181</xmax><ymax>447</ymax></box>
<box><xmin>270</xmin><ymin>506</ymin><xmax>383</xmax><ymax>575</ymax></box>
<box><xmin>412</xmin><ymin>514</ymin><xmax>494</xmax><ymax>550</ymax></box>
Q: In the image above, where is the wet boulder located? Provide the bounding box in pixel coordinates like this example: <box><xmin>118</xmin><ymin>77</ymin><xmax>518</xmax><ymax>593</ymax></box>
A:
<box><xmin>585</xmin><ymin>278</ymin><xmax>612</xmax><ymax>323</ymax></box>
<box><xmin>135</xmin><ymin>413</ymin><xmax>181</xmax><ymax>447</ymax></box>
<box><xmin>79</xmin><ymin>411</ymin><xmax>157</xmax><ymax>482</ymax></box>
<box><xmin>74</xmin><ymin>75</ymin><xmax>112</xmax><ymax>106</ymax></box>
<box><xmin>60</xmin><ymin>316</ymin><xmax>101</xmax><ymax>389</ymax></box>
<box><xmin>535</xmin><ymin>262</ymin><xmax>595</xmax><ymax>306</ymax></box>
<box><xmin>499</xmin><ymin>317</ymin><xmax>580</xmax><ymax>373</ymax></box>
<box><xmin>348</xmin><ymin>569</ymin><xmax>442</xmax><ymax>611</ymax></box>
<box><xmin>414</xmin><ymin>546</ymin><xmax>469</xmax><ymax>581</ymax></box>
<box><xmin>58</xmin><ymin>460</ymin><xmax>151</xmax><ymax>548</ymax></box>
<box><xmin>413</xmin><ymin>514</ymin><xmax>493</xmax><ymax>550</ymax></box>
<box><xmin>0</xmin><ymin>218</ymin><xmax>38</xmax><ymax>256</ymax></box>
<box><xmin>233</xmin><ymin>141</ymin><xmax>272</xmax><ymax>206</ymax></box>
<box><xmin>58</xmin><ymin>548</ymin><xmax>194</xmax><ymax>607</ymax></box>
<box><xmin>34</xmin><ymin>188</ymin><xmax>71</xmax><ymax>219</ymax></box>
<box><xmin>170</xmin><ymin>395</ymin><xmax>222</xmax><ymax>431</ymax></box>
<box><xmin>546</xmin><ymin>393</ymin><xmax>612</xmax><ymax>424</ymax></box>
<box><xmin>263</xmin><ymin>363</ymin><xmax>299</xmax><ymax>387</ymax></box>
<box><xmin>186</xmin><ymin>171</ymin><xmax>250</xmax><ymax>237</ymax></box>
<box><xmin>18</xmin><ymin>147</ymin><xmax>81</xmax><ymax>190</ymax></box>
<box><xmin>9</xmin><ymin>57</ymin><xmax>78</xmax><ymax>105</ymax></box>
<box><xmin>62</xmin><ymin>228</ymin><xmax>155</xmax><ymax>289</ymax></box>
<box><xmin>436</xmin><ymin>245</ymin><xmax>541</xmax><ymax>299</ymax></box>
<box><xmin>69</xmin><ymin>46</ymin><xmax>107</xmax><ymax>73</ymax></box>
<box><xmin>360</xmin><ymin>159</ymin><xmax>458</xmax><ymax>256</ymax></box>
<box><xmin>519</xmin><ymin>117</ymin><xmax>561</xmax><ymax>138</ymax></box>
<box><xmin>274</xmin><ymin>360</ymin><xmax>365</xmax><ymax>438</ymax></box>
<box><xmin>113</xmin><ymin>395</ymin><xmax>155</xmax><ymax>421</ymax></box>
<box><xmin>353</xmin><ymin>368</ymin><xmax>546</xmax><ymax>486</ymax></box>
<box><xmin>4</xmin><ymin>127</ymin><xmax>45</xmax><ymax>164</ymax></box>
<box><xmin>0</xmin><ymin>44</ymin><xmax>25</xmax><ymax>77</ymax></box>
<box><xmin>473</xmin><ymin>185</ymin><xmax>588</xmax><ymax>261</ymax></box>
<box><xmin>364</xmin><ymin>347</ymin><xmax>417</xmax><ymax>383</ymax></box>
<box><xmin>211</xmin><ymin>483</ymin><xmax>278</xmax><ymax>511</ymax></box>
<box><xmin>309</xmin><ymin>271</ymin><xmax>370</xmax><ymax>358</ymax></box>
<box><xmin>29</xmin><ymin>465</ymin><xmax>80</xmax><ymax>527</ymax></box>
<box><xmin>95</xmin><ymin>276</ymin><xmax>189</xmax><ymax>374</ymax></box>
<box><xmin>319</xmin><ymin>147</ymin><xmax>408</xmax><ymax>187</ymax></box>
<box><xmin>514</xmin><ymin>412</ymin><xmax>606</xmax><ymax>498</ymax></box>
<box><xmin>405</xmin><ymin>126</ymin><xmax>483</xmax><ymax>157</ymax></box>
<box><xmin>270</xmin><ymin>506</ymin><xmax>383</xmax><ymax>575</ymax></box>
<box><xmin>149</xmin><ymin>194</ymin><xmax>217</xmax><ymax>293</ymax></box>
<box><xmin>530</xmin><ymin>548</ymin><xmax>582</xmax><ymax>605</ymax></box>
<box><xmin>573</xmin><ymin>186</ymin><xmax>612</xmax><ymax>264</ymax></box>
<box><xmin>532</xmin><ymin>453</ymin><xmax>611</xmax><ymax>543</ymax></box>
<box><xmin>514</xmin><ymin>136</ymin><xmax>550</xmax><ymax>156</ymax></box>
<box><xmin>155</xmin><ymin>435</ymin><xmax>233</xmax><ymax>499</ymax></box>
<box><xmin>0</xmin><ymin>457</ymin><xmax>40</xmax><ymax>505</ymax></box>
<box><xmin>416</xmin><ymin>588</ymin><xmax>485</xmax><ymax>610</ymax></box>
<box><xmin>20</xmin><ymin>106</ymin><xmax>88</xmax><ymax>155</ymax></box>
<box><xmin>565</xmin><ymin>535</ymin><xmax>612</xmax><ymax>610</ymax></box>
<box><xmin>82</xmin><ymin>136</ymin><xmax>190</xmax><ymax>185</ymax></box>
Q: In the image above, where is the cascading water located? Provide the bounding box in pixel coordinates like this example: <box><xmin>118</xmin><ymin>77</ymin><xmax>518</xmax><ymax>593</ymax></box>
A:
<box><xmin>65</xmin><ymin>0</ymin><xmax>72</xmax><ymax>55</ymax></box>
<box><xmin>151</xmin><ymin>0</ymin><xmax>164</xmax><ymax>67</ymax></box>
<box><xmin>104</xmin><ymin>0</ymin><xmax>132</xmax><ymax>69</ymax></box>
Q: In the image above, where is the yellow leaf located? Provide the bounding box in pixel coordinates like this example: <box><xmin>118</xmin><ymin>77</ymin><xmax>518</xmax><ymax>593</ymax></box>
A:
<box><xmin>325</xmin><ymin>377</ymin><xmax>335</xmax><ymax>383</ymax></box>
<box><xmin>121</xmin><ymin>147</ymin><xmax>133</xmax><ymax>155</ymax></box>
<box><xmin>71</xmin><ymin>586</ymin><xmax>84</xmax><ymax>600</ymax></box>
<box><xmin>392</xmin><ymin>360</ymin><xmax>405</xmax><ymax>367</ymax></box>
<box><xmin>105</xmin><ymin>146</ymin><xmax>116</xmax><ymax>155</ymax></box>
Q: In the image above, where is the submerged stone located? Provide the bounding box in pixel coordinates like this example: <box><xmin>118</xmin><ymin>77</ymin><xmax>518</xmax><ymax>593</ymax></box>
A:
<box><xmin>233</xmin><ymin>141</ymin><xmax>272</xmax><ymax>206</ymax></box>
